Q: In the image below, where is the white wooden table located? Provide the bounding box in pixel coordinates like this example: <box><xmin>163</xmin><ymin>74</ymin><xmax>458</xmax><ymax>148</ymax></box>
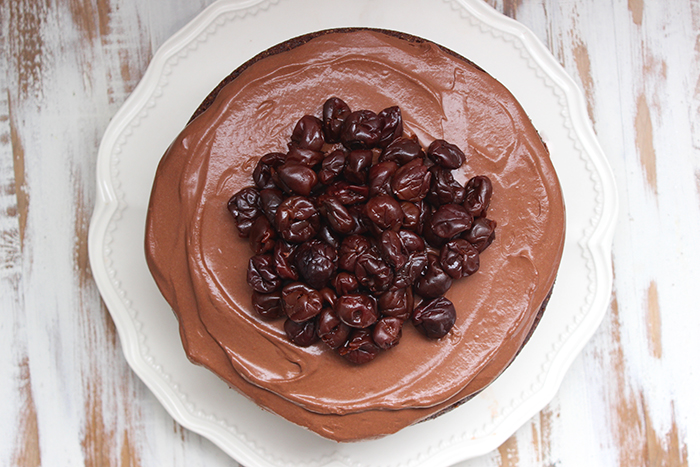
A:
<box><xmin>1</xmin><ymin>1</ymin><xmax>697</xmax><ymax>466</ymax></box>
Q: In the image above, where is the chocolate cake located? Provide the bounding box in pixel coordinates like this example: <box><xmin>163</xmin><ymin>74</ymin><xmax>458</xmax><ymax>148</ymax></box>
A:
<box><xmin>145</xmin><ymin>28</ymin><xmax>566</xmax><ymax>441</ymax></box>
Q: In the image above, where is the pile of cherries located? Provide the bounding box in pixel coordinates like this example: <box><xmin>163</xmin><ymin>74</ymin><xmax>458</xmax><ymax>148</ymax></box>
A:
<box><xmin>227</xmin><ymin>97</ymin><xmax>496</xmax><ymax>364</ymax></box>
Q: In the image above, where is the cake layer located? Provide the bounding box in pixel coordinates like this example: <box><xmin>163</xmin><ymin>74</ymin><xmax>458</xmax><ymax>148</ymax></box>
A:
<box><xmin>145</xmin><ymin>28</ymin><xmax>565</xmax><ymax>441</ymax></box>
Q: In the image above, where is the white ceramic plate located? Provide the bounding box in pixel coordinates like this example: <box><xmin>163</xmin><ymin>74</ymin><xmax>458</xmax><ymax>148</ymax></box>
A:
<box><xmin>88</xmin><ymin>0</ymin><xmax>618</xmax><ymax>465</ymax></box>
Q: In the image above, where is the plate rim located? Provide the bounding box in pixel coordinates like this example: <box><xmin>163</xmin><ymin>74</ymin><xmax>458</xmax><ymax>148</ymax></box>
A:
<box><xmin>88</xmin><ymin>0</ymin><xmax>618</xmax><ymax>465</ymax></box>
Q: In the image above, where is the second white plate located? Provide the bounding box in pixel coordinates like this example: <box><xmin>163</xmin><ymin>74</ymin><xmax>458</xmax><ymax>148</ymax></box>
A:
<box><xmin>88</xmin><ymin>0</ymin><xmax>618</xmax><ymax>466</ymax></box>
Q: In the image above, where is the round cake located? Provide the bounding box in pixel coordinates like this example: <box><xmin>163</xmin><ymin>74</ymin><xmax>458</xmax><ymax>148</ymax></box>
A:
<box><xmin>145</xmin><ymin>28</ymin><xmax>565</xmax><ymax>442</ymax></box>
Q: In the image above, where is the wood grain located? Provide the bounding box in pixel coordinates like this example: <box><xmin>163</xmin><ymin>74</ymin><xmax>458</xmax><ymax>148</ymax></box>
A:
<box><xmin>1</xmin><ymin>39</ymin><xmax>41</xmax><ymax>466</ymax></box>
<box><xmin>1</xmin><ymin>0</ymin><xmax>698</xmax><ymax>466</ymax></box>
<box><xmin>645</xmin><ymin>281</ymin><xmax>662</xmax><ymax>359</ymax></box>
<box><xmin>635</xmin><ymin>93</ymin><xmax>658</xmax><ymax>194</ymax></box>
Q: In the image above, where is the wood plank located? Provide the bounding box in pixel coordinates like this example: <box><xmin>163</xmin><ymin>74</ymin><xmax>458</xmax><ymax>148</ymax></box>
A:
<box><xmin>0</xmin><ymin>0</ymin><xmax>41</xmax><ymax>464</ymax></box>
<box><xmin>0</xmin><ymin>75</ymin><xmax>42</xmax><ymax>467</ymax></box>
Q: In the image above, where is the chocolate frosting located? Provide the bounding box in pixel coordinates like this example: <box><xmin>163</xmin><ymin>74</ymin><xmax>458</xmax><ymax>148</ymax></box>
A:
<box><xmin>145</xmin><ymin>29</ymin><xmax>565</xmax><ymax>441</ymax></box>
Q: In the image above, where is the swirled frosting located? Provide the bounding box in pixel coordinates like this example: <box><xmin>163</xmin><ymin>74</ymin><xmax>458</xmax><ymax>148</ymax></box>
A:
<box><xmin>145</xmin><ymin>29</ymin><xmax>565</xmax><ymax>441</ymax></box>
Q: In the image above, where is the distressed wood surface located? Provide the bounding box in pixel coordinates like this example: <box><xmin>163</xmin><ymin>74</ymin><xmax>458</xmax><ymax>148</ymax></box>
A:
<box><xmin>1</xmin><ymin>0</ymin><xmax>697</xmax><ymax>466</ymax></box>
